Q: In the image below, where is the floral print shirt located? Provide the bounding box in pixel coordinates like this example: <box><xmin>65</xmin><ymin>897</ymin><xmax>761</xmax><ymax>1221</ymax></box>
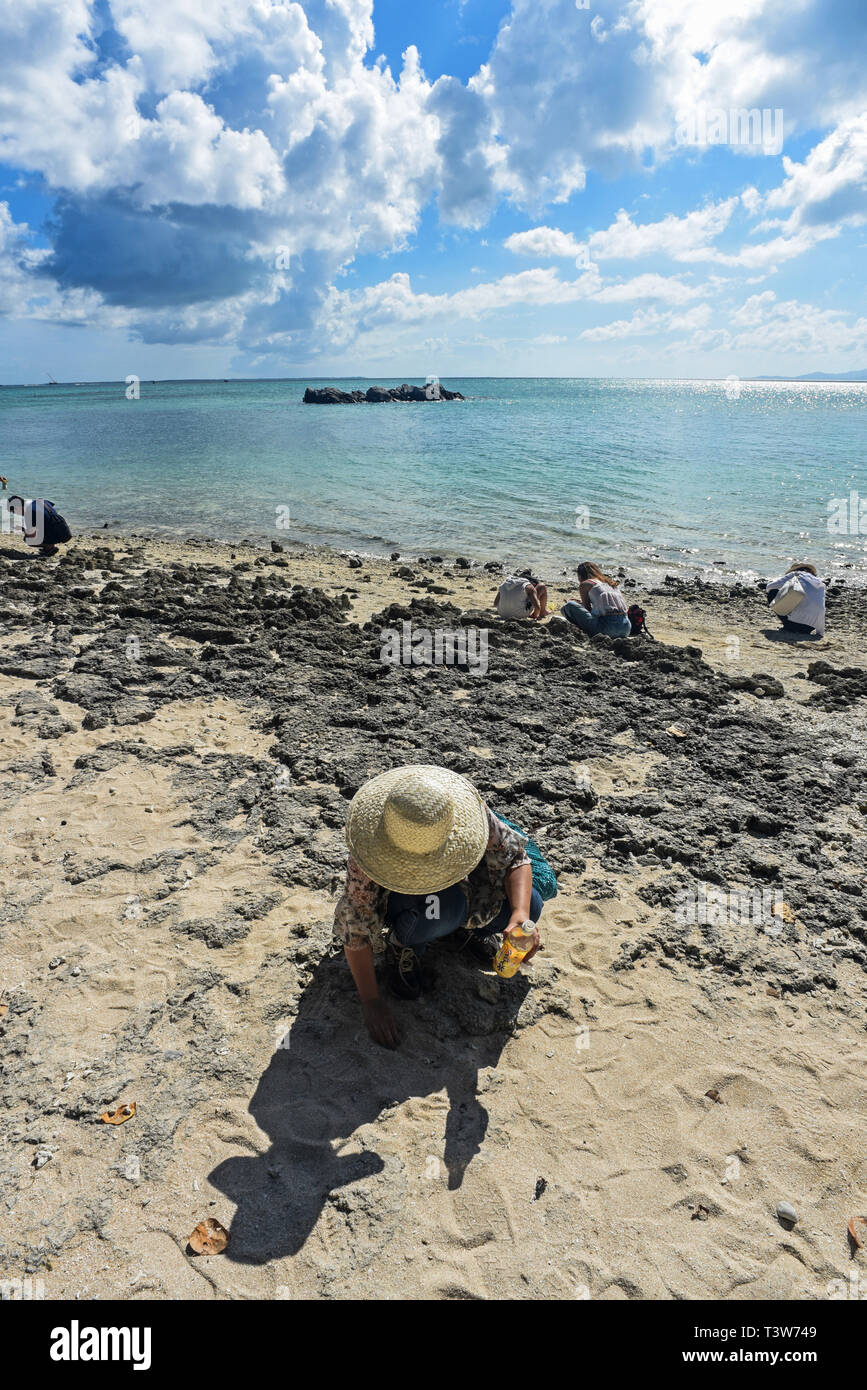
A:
<box><xmin>333</xmin><ymin>805</ymin><xmax>531</xmax><ymax>953</ymax></box>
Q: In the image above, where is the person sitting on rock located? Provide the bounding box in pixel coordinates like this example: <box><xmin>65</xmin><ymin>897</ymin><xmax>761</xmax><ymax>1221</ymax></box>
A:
<box><xmin>562</xmin><ymin>561</ymin><xmax>631</xmax><ymax>637</ymax></box>
<box><xmin>494</xmin><ymin>572</ymin><xmax>548</xmax><ymax>620</ymax></box>
<box><xmin>765</xmin><ymin>562</ymin><xmax>825</xmax><ymax>637</ymax></box>
<box><xmin>333</xmin><ymin>765</ymin><xmax>543</xmax><ymax>1048</ymax></box>
<box><xmin>2</xmin><ymin>479</ymin><xmax>72</xmax><ymax>556</ymax></box>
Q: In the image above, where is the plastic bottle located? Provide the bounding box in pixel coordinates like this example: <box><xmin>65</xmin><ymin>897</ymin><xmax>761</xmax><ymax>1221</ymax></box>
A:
<box><xmin>493</xmin><ymin>921</ymin><xmax>536</xmax><ymax>978</ymax></box>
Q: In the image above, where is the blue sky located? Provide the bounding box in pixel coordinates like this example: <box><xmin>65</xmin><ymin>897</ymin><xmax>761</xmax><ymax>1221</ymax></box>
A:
<box><xmin>0</xmin><ymin>0</ymin><xmax>865</xmax><ymax>382</ymax></box>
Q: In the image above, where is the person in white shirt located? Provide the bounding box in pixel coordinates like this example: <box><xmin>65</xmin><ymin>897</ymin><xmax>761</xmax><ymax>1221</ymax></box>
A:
<box><xmin>494</xmin><ymin>573</ymin><xmax>548</xmax><ymax>620</ymax></box>
<box><xmin>765</xmin><ymin>563</ymin><xmax>826</xmax><ymax>637</ymax></box>
<box><xmin>1</xmin><ymin>478</ymin><xmax>72</xmax><ymax>555</ymax></box>
<box><xmin>563</xmin><ymin>561</ymin><xmax>632</xmax><ymax>638</ymax></box>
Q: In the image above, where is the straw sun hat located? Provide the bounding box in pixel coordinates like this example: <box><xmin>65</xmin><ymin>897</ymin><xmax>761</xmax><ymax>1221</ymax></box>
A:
<box><xmin>345</xmin><ymin>765</ymin><xmax>489</xmax><ymax>894</ymax></box>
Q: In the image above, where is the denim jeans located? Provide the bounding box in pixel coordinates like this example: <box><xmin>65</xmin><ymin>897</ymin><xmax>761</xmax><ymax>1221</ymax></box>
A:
<box><xmin>385</xmin><ymin>883</ymin><xmax>543</xmax><ymax>955</ymax></box>
<box><xmin>562</xmin><ymin>601</ymin><xmax>632</xmax><ymax>638</ymax></box>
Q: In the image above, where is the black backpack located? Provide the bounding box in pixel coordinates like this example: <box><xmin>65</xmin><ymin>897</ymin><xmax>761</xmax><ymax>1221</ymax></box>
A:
<box><xmin>627</xmin><ymin>603</ymin><xmax>654</xmax><ymax>639</ymax></box>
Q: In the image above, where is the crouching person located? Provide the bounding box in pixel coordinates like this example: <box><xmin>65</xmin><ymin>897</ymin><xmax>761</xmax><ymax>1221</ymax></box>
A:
<box><xmin>494</xmin><ymin>573</ymin><xmax>549</xmax><ymax>619</ymax></box>
<box><xmin>4</xmin><ymin>490</ymin><xmax>72</xmax><ymax>556</ymax></box>
<box><xmin>765</xmin><ymin>562</ymin><xmax>826</xmax><ymax>637</ymax></box>
<box><xmin>333</xmin><ymin>765</ymin><xmax>543</xmax><ymax>1048</ymax></box>
<box><xmin>562</xmin><ymin>561</ymin><xmax>631</xmax><ymax>637</ymax></box>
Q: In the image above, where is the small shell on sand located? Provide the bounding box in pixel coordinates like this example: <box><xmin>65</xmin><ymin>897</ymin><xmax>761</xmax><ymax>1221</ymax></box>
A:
<box><xmin>777</xmin><ymin>1202</ymin><xmax>798</xmax><ymax>1224</ymax></box>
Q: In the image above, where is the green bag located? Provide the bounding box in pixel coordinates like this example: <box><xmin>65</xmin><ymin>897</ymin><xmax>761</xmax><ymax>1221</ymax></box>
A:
<box><xmin>495</xmin><ymin>813</ymin><xmax>559</xmax><ymax>902</ymax></box>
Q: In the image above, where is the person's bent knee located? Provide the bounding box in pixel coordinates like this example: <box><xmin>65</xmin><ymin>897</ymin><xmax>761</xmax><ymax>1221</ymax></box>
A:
<box><xmin>563</xmin><ymin>601</ymin><xmax>596</xmax><ymax>634</ymax></box>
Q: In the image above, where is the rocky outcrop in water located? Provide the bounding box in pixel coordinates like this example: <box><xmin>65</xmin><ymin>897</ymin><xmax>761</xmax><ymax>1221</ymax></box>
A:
<box><xmin>303</xmin><ymin>383</ymin><xmax>465</xmax><ymax>404</ymax></box>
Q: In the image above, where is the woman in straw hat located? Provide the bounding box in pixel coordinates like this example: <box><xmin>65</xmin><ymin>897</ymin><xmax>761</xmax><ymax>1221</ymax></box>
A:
<box><xmin>334</xmin><ymin>765</ymin><xmax>543</xmax><ymax>1048</ymax></box>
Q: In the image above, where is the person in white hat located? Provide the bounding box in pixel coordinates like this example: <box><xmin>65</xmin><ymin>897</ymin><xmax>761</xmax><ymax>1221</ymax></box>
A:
<box><xmin>334</xmin><ymin>765</ymin><xmax>543</xmax><ymax>1048</ymax></box>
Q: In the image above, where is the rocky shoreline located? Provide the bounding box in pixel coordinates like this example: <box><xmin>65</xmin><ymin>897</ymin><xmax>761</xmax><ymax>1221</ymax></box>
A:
<box><xmin>1</xmin><ymin>533</ymin><xmax>865</xmax><ymax>1300</ymax></box>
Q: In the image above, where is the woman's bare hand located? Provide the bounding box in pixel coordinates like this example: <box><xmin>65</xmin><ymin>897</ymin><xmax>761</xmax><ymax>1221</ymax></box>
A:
<box><xmin>362</xmin><ymin>998</ymin><xmax>401</xmax><ymax>1049</ymax></box>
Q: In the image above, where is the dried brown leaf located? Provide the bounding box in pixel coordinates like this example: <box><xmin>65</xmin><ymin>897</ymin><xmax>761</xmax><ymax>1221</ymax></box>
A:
<box><xmin>847</xmin><ymin>1215</ymin><xmax>866</xmax><ymax>1251</ymax></box>
<box><xmin>770</xmin><ymin>901</ymin><xmax>796</xmax><ymax>924</ymax></box>
<box><xmin>101</xmin><ymin>1102</ymin><xmax>136</xmax><ymax>1125</ymax></box>
<box><xmin>189</xmin><ymin>1218</ymin><xmax>229</xmax><ymax>1256</ymax></box>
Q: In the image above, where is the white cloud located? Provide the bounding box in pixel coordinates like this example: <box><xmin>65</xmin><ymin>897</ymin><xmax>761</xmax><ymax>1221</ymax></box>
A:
<box><xmin>593</xmin><ymin>273</ymin><xmax>699</xmax><ymax>304</ymax></box>
<box><xmin>668</xmin><ymin>303</ymin><xmax>713</xmax><ymax>331</ymax></box>
<box><xmin>731</xmin><ymin>289</ymin><xmax>778</xmax><ymax>327</ymax></box>
<box><xmin>504</xmin><ymin>226</ymin><xmax>585</xmax><ymax>258</ymax></box>
<box><xmin>501</xmin><ymin>193</ymin><xmax>831</xmax><ymax>280</ymax></box>
<box><xmin>580</xmin><ymin>308</ymin><xmax>667</xmax><ymax>341</ymax></box>
<box><xmin>694</xmin><ymin>114</ymin><xmax>867</xmax><ymax>269</ymax></box>
<box><xmin>0</xmin><ymin>200</ymin><xmax>129</xmax><ymax>327</ymax></box>
<box><xmin>730</xmin><ymin>289</ymin><xmax>867</xmax><ymax>353</ymax></box>
<box><xmin>0</xmin><ymin>0</ymin><xmax>865</xmax><ymax>364</ymax></box>
<box><xmin>0</xmin><ymin>202</ymin><xmax>39</xmax><ymax>315</ymax></box>
<box><xmin>470</xmin><ymin>0</ymin><xmax>867</xmax><ymax>217</ymax></box>
<box><xmin>504</xmin><ymin>114</ymin><xmax>867</xmax><ymax>279</ymax></box>
<box><xmin>579</xmin><ymin>300</ymin><xmax>711</xmax><ymax>341</ymax></box>
<box><xmin>588</xmin><ymin>201</ymin><xmax>738</xmax><ymax>261</ymax></box>
<box><xmin>312</xmin><ymin>264</ymin><xmax>703</xmax><ymax>358</ymax></box>
<box><xmin>764</xmin><ymin>113</ymin><xmax>867</xmax><ymax>229</ymax></box>
<box><xmin>0</xmin><ymin>1</ymin><xmax>431</xmax><ymax>227</ymax></box>
<box><xmin>709</xmin><ymin>224</ymin><xmax>839</xmax><ymax>269</ymax></box>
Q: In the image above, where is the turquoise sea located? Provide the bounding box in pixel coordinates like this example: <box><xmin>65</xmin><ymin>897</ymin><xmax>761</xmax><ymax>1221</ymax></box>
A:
<box><xmin>1</xmin><ymin>377</ymin><xmax>865</xmax><ymax>582</ymax></box>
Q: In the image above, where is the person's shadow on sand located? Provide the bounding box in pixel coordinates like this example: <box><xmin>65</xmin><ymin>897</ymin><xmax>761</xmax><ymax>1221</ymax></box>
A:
<box><xmin>761</xmin><ymin>625</ymin><xmax>821</xmax><ymax>642</ymax></box>
<box><xmin>209</xmin><ymin>950</ymin><xmax>530</xmax><ymax>1264</ymax></box>
<box><xmin>0</xmin><ymin>544</ymin><xmax>59</xmax><ymax>562</ymax></box>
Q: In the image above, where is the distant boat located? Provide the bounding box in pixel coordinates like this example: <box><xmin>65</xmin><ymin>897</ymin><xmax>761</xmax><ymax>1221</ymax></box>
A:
<box><xmin>46</xmin><ymin>372</ymin><xmax>58</xmax><ymax>385</ymax></box>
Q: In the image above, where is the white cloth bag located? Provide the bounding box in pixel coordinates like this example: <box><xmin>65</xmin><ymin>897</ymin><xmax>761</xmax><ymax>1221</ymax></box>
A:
<box><xmin>771</xmin><ymin>575</ymin><xmax>806</xmax><ymax>616</ymax></box>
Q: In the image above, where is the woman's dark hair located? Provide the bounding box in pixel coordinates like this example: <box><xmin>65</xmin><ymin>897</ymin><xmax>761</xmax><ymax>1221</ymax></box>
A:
<box><xmin>790</xmin><ymin>562</ymin><xmax>817</xmax><ymax>576</ymax></box>
<box><xmin>577</xmin><ymin>560</ymin><xmax>619</xmax><ymax>588</ymax></box>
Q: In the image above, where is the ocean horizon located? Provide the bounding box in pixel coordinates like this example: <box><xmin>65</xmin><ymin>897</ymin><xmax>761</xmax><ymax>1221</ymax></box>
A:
<box><xmin>2</xmin><ymin>375</ymin><xmax>865</xmax><ymax>584</ymax></box>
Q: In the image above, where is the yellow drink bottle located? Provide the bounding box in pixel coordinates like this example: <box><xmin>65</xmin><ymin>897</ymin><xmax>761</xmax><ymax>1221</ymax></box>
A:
<box><xmin>493</xmin><ymin>921</ymin><xmax>536</xmax><ymax>978</ymax></box>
